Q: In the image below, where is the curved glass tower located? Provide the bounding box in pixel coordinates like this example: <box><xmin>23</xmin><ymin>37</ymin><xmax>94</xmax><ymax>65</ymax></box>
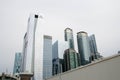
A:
<box><xmin>64</xmin><ymin>28</ymin><xmax>75</xmax><ymax>49</ymax></box>
<box><xmin>89</xmin><ymin>34</ymin><xmax>100</xmax><ymax>60</ymax></box>
<box><xmin>77</xmin><ymin>31</ymin><xmax>91</xmax><ymax>65</ymax></box>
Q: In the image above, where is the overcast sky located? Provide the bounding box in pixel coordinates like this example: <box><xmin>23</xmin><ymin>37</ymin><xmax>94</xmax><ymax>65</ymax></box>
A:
<box><xmin>0</xmin><ymin>0</ymin><xmax>120</xmax><ymax>73</ymax></box>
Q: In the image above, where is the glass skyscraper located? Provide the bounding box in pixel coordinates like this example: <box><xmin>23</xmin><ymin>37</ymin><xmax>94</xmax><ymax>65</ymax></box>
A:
<box><xmin>13</xmin><ymin>52</ymin><xmax>22</xmax><ymax>74</ymax></box>
<box><xmin>77</xmin><ymin>31</ymin><xmax>91</xmax><ymax>65</ymax></box>
<box><xmin>63</xmin><ymin>49</ymin><xmax>79</xmax><ymax>71</ymax></box>
<box><xmin>52</xmin><ymin>40</ymin><xmax>68</xmax><ymax>75</ymax></box>
<box><xmin>43</xmin><ymin>35</ymin><xmax>52</xmax><ymax>79</ymax></box>
<box><xmin>22</xmin><ymin>14</ymin><xmax>53</xmax><ymax>80</ymax></box>
<box><xmin>52</xmin><ymin>40</ymin><xmax>68</xmax><ymax>59</ymax></box>
<box><xmin>89</xmin><ymin>34</ymin><xmax>100</xmax><ymax>60</ymax></box>
<box><xmin>64</xmin><ymin>28</ymin><xmax>80</xmax><ymax>71</ymax></box>
<box><xmin>64</xmin><ymin>28</ymin><xmax>75</xmax><ymax>49</ymax></box>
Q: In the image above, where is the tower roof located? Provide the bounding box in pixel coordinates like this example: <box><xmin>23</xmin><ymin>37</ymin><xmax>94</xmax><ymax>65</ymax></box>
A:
<box><xmin>77</xmin><ymin>31</ymin><xmax>87</xmax><ymax>34</ymax></box>
<box><xmin>64</xmin><ymin>28</ymin><xmax>73</xmax><ymax>32</ymax></box>
<box><xmin>44</xmin><ymin>35</ymin><xmax>52</xmax><ymax>39</ymax></box>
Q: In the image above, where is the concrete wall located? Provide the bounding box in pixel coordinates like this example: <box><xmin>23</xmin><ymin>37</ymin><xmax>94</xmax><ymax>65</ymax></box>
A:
<box><xmin>47</xmin><ymin>54</ymin><xmax>120</xmax><ymax>80</ymax></box>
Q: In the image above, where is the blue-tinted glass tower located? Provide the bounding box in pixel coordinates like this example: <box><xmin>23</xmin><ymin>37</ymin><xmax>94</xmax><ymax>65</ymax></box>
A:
<box><xmin>64</xmin><ymin>28</ymin><xmax>80</xmax><ymax>71</ymax></box>
<box><xmin>77</xmin><ymin>31</ymin><xmax>91</xmax><ymax>65</ymax></box>
<box><xmin>43</xmin><ymin>35</ymin><xmax>52</xmax><ymax>79</ymax></box>
<box><xmin>52</xmin><ymin>40</ymin><xmax>68</xmax><ymax>75</ymax></box>
<box><xmin>89</xmin><ymin>34</ymin><xmax>100</xmax><ymax>60</ymax></box>
<box><xmin>13</xmin><ymin>52</ymin><xmax>22</xmax><ymax>74</ymax></box>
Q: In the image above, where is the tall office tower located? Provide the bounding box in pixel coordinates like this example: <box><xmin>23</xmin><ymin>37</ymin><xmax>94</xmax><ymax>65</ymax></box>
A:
<box><xmin>52</xmin><ymin>40</ymin><xmax>68</xmax><ymax>59</ymax></box>
<box><xmin>63</xmin><ymin>49</ymin><xmax>79</xmax><ymax>71</ymax></box>
<box><xmin>22</xmin><ymin>14</ymin><xmax>38</xmax><ymax>74</ymax></box>
<box><xmin>43</xmin><ymin>35</ymin><xmax>52</xmax><ymax>79</ymax></box>
<box><xmin>77</xmin><ymin>31</ymin><xmax>91</xmax><ymax>65</ymax></box>
<box><xmin>64</xmin><ymin>28</ymin><xmax>75</xmax><ymax>49</ymax></box>
<box><xmin>52</xmin><ymin>40</ymin><xmax>68</xmax><ymax>75</ymax></box>
<box><xmin>13</xmin><ymin>52</ymin><xmax>22</xmax><ymax>74</ymax></box>
<box><xmin>21</xmin><ymin>33</ymin><xmax>27</xmax><ymax>72</ymax></box>
<box><xmin>89</xmin><ymin>34</ymin><xmax>100</xmax><ymax>60</ymax></box>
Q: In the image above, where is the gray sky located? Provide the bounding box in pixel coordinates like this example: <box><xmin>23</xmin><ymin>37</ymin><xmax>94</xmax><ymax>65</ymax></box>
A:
<box><xmin>0</xmin><ymin>0</ymin><xmax>120</xmax><ymax>73</ymax></box>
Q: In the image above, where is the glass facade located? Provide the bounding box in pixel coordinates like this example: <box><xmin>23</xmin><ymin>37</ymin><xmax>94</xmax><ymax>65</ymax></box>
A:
<box><xmin>63</xmin><ymin>49</ymin><xmax>79</xmax><ymax>71</ymax></box>
<box><xmin>43</xmin><ymin>35</ymin><xmax>52</xmax><ymax>79</ymax></box>
<box><xmin>64</xmin><ymin>28</ymin><xmax>75</xmax><ymax>49</ymax></box>
<box><xmin>13</xmin><ymin>52</ymin><xmax>22</xmax><ymax>74</ymax></box>
<box><xmin>34</xmin><ymin>17</ymin><xmax>52</xmax><ymax>80</ymax></box>
<box><xmin>52</xmin><ymin>40</ymin><xmax>68</xmax><ymax>59</ymax></box>
<box><xmin>52</xmin><ymin>40</ymin><xmax>68</xmax><ymax>75</ymax></box>
<box><xmin>52</xmin><ymin>58</ymin><xmax>64</xmax><ymax>75</ymax></box>
<box><xmin>52</xmin><ymin>58</ymin><xmax>59</xmax><ymax>75</ymax></box>
<box><xmin>77</xmin><ymin>32</ymin><xmax>91</xmax><ymax>65</ymax></box>
<box><xmin>89</xmin><ymin>34</ymin><xmax>100</xmax><ymax>60</ymax></box>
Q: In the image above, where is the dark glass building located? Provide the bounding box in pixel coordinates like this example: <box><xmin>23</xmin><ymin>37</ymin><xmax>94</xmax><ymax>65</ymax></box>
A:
<box><xmin>63</xmin><ymin>49</ymin><xmax>79</xmax><ymax>71</ymax></box>
<box><xmin>52</xmin><ymin>40</ymin><xmax>68</xmax><ymax>75</ymax></box>
<box><xmin>52</xmin><ymin>58</ymin><xmax>64</xmax><ymax>75</ymax></box>
<box><xmin>64</xmin><ymin>28</ymin><xmax>75</xmax><ymax>49</ymax></box>
<box><xmin>89</xmin><ymin>34</ymin><xmax>100</xmax><ymax>60</ymax></box>
<box><xmin>77</xmin><ymin>31</ymin><xmax>91</xmax><ymax>65</ymax></box>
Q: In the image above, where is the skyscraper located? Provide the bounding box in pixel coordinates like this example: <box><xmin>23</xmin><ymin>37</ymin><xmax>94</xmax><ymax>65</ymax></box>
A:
<box><xmin>52</xmin><ymin>40</ymin><xmax>68</xmax><ymax>75</ymax></box>
<box><xmin>64</xmin><ymin>28</ymin><xmax>75</xmax><ymax>49</ymax></box>
<box><xmin>43</xmin><ymin>35</ymin><xmax>52</xmax><ymax>79</ymax></box>
<box><xmin>22</xmin><ymin>14</ymin><xmax>38</xmax><ymax>76</ymax></box>
<box><xmin>77</xmin><ymin>31</ymin><xmax>91</xmax><ymax>65</ymax></box>
<box><xmin>52</xmin><ymin>40</ymin><xmax>68</xmax><ymax>59</ymax></box>
<box><xmin>89</xmin><ymin>34</ymin><xmax>100</xmax><ymax>60</ymax></box>
<box><xmin>22</xmin><ymin>14</ymin><xmax>55</xmax><ymax>80</ymax></box>
<box><xmin>64</xmin><ymin>28</ymin><xmax>80</xmax><ymax>71</ymax></box>
<box><xmin>63</xmin><ymin>49</ymin><xmax>79</xmax><ymax>71</ymax></box>
<box><xmin>21</xmin><ymin>33</ymin><xmax>27</xmax><ymax>72</ymax></box>
<box><xmin>33</xmin><ymin>17</ymin><xmax>52</xmax><ymax>80</ymax></box>
<box><xmin>52</xmin><ymin>58</ymin><xmax>64</xmax><ymax>75</ymax></box>
<box><xmin>23</xmin><ymin>14</ymin><xmax>38</xmax><ymax>73</ymax></box>
<box><xmin>13</xmin><ymin>52</ymin><xmax>22</xmax><ymax>74</ymax></box>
